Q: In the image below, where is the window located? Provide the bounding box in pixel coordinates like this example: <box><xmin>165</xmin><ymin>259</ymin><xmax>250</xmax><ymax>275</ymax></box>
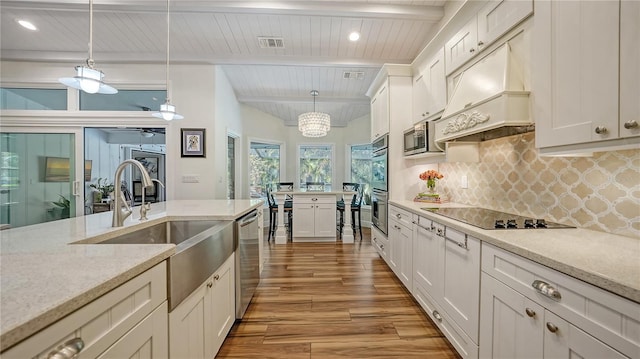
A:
<box><xmin>0</xmin><ymin>88</ymin><xmax>67</xmax><ymax>110</ymax></box>
<box><xmin>299</xmin><ymin>144</ymin><xmax>333</xmax><ymax>190</ymax></box>
<box><xmin>249</xmin><ymin>141</ymin><xmax>281</xmax><ymax>201</ymax></box>
<box><xmin>80</xmin><ymin>90</ymin><xmax>166</xmax><ymax>111</ymax></box>
<box><xmin>349</xmin><ymin>144</ymin><xmax>372</xmax><ymax>205</ymax></box>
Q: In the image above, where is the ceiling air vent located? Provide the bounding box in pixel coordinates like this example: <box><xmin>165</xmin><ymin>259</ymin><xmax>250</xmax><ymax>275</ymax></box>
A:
<box><xmin>343</xmin><ymin>71</ymin><xmax>364</xmax><ymax>80</ymax></box>
<box><xmin>258</xmin><ymin>37</ymin><xmax>285</xmax><ymax>49</ymax></box>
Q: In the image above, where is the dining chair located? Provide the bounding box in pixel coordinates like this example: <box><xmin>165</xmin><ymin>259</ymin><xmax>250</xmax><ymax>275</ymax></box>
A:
<box><xmin>337</xmin><ymin>183</ymin><xmax>363</xmax><ymax>240</ymax></box>
<box><xmin>306</xmin><ymin>182</ymin><xmax>324</xmax><ymax>192</ymax></box>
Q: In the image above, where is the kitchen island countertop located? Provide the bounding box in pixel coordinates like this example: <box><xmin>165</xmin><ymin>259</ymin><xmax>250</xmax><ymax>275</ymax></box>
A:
<box><xmin>0</xmin><ymin>199</ymin><xmax>263</xmax><ymax>352</ymax></box>
<box><xmin>390</xmin><ymin>199</ymin><xmax>640</xmax><ymax>304</ymax></box>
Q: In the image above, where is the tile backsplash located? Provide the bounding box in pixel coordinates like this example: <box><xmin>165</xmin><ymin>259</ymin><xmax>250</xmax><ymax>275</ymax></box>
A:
<box><xmin>437</xmin><ymin>132</ymin><xmax>639</xmax><ymax>238</ymax></box>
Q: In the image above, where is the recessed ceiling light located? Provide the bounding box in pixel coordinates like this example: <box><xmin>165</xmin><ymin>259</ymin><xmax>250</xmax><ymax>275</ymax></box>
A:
<box><xmin>348</xmin><ymin>31</ymin><xmax>360</xmax><ymax>42</ymax></box>
<box><xmin>17</xmin><ymin>19</ymin><xmax>37</xmax><ymax>31</ymax></box>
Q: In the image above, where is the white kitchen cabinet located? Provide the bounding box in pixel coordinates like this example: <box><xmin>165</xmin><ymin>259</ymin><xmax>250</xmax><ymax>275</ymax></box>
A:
<box><xmin>3</xmin><ymin>262</ymin><xmax>168</xmax><ymax>359</ymax></box>
<box><xmin>292</xmin><ymin>194</ymin><xmax>336</xmax><ymax>239</ymax></box>
<box><xmin>533</xmin><ymin>0</ymin><xmax>639</xmax><ymax>153</ymax></box>
<box><xmin>412</xmin><ymin>47</ymin><xmax>446</xmax><ymax>122</ymax></box>
<box><xmin>412</xmin><ymin>216</ymin><xmax>440</xmax><ymax>296</ymax></box>
<box><xmin>371</xmin><ymin>81</ymin><xmax>389</xmax><ymax>141</ymax></box>
<box><xmin>388</xmin><ymin>205</ymin><xmax>413</xmax><ymax>290</ymax></box>
<box><xmin>445</xmin><ymin>0</ymin><xmax>532</xmax><ymax>75</ymax></box>
<box><xmin>169</xmin><ymin>254</ymin><xmax>235</xmax><ymax>359</ymax></box>
<box><xmin>371</xmin><ymin>225</ymin><xmax>389</xmax><ymax>262</ymax></box>
<box><xmin>479</xmin><ymin>272</ymin><xmax>544</xmax><ymax>359</ymax></box>
<box><xmin>481</xmin><ymin>243</ymin><xmax>640</xmax><ymax>359</ymax></box>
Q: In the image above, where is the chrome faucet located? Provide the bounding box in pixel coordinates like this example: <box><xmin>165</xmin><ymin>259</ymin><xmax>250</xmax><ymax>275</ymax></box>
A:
<box><xmin>139</xmin><ymin>179</ymin><xmax>165</xmax><ymax>221</ymax></box>
<box><xmin>112</xmin><ymin>159</ymin><xmax>153</xmax><ymax>227</ymax></box>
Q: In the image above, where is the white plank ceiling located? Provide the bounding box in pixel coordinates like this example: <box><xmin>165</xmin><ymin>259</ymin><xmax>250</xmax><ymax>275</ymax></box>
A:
<box><xmin>0</xmin><ymin>0</ymin><xmax>446</xmax><ymax>127</ymax></box>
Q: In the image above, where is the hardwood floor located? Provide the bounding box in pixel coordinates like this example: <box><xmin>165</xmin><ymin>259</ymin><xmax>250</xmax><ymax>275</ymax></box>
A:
<box><xmin>216</xmin><ymin>228</ymin><xmax>460</xmax><ymax>358</ymax></box>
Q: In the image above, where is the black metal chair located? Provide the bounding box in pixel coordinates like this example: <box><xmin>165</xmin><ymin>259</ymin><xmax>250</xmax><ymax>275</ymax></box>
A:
<box><xmin>337</xmin><ymin>183</ymin><xmax>363</xmax><ymax>240</ymax></box>
<box><xmin>266</xmin><ymin>186</ymin><xmax>292</xmax><ymax>241</ymax></box>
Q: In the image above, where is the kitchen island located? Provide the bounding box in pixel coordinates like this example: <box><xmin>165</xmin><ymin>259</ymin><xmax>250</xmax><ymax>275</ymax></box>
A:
<box><xmin>0</xmin><ymin>199</ymin><xmax>262</xmax><ymax>353</ymax></box>
<box><xmin>273</xmin><ymin>190</ymin><xmax>355</xmax><ymax>244</ymax></box>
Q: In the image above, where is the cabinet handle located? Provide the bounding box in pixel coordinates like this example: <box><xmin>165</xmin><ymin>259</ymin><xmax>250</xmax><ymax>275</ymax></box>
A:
<box><xmin>312</xmin><ymin>198</ymin><xmax>318</xmax><ymax>201</ymax></box>
<box><xmin>478</xmin><ymin>41</ymin><xmax>484</xmax><ymax>46</ymax></box>
<box><xmin>396</xmin><ymin>213</ymin><xmax>402</xmax><ymax>219</ymax></box>
<box><xmin>546</xmin><ymin>322</ymin><xmax>559</xmax><ymax>333</ymax></box>
<box><xmin>214</xmin><ymin>274</ymin><xmax>220</xmax><ymax>281</ymax></box>
<box><xmin>413</xmin><ymin>221</ymin><xmax>432</xmax><ymax>232</ymax></box>
<box><xmin>624</xmin><ymin>120</ymin><xmax>638</xmax><ymax>129</ymax></box>
<box><xmin>594</xmin><ymin>126</ymin><xmax>607</xmax><ymax>134</ymax></box>
<box><xmin>445</xmin><ymin>235</ymin><xmax>468</xmax><ymax>250</ymax></box>
<box><xmin>380</xmin><ymin>244</ymin><xmax>384</xmax><ymax>250</ymax></box>
<box><xmin>525</xmin><ymin>308</ymin><xmax>536</xmax><ymax>318</ymax></box>
<box><xmin>469</xmin><ymin>48</ymin><xmax>475</xmax><ymax>53</ymax></box>
<box><xmin>532</xmin><ymin>280</ymin><xmax>562</xmax><ymax>301</ymax></box>
<box><xmin>432</xmin><ymin>310</ymin><xmax>443</xmax><ymax>322</ymax></box>
<box><xmin>207</xmin><ymin>281</ymin><xmax>213</xmax><ymax>288</ymax></box>
<box><xmin>436</xmin><ymin>228</ymin><xmax>444</xmax><ymax>237</ymax></box>
<box><xmin>47</xmin><ymin>338</ymin><xmax>84</xmax><ymax>359</ymax></box>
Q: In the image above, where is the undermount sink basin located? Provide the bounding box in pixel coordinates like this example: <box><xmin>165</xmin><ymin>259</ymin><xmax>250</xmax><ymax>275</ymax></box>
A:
<box><xmin>76</xmin><ymin>220</ymin><xmax>235</xmax><ymax>311</ymax></box>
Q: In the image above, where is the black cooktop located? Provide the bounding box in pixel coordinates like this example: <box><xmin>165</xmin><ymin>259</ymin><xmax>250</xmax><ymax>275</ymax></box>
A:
<box><xmin>425</xmin><ymin>207</ymin><xmax>574</xmax><ymax>230</ymax></box>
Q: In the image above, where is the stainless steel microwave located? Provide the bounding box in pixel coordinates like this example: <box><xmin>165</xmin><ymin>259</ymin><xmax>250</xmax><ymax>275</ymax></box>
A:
<box><xmin>403</xmin><ymin>120</ymin><xmax>440</xmax><ymax>156</ymax></box>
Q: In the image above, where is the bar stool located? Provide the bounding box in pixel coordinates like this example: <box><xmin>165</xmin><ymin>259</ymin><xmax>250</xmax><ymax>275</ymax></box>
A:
<box><xmin>266</xmin><ymin>186</ymin><xmax>293</xmax><ymax>241</ymax></box>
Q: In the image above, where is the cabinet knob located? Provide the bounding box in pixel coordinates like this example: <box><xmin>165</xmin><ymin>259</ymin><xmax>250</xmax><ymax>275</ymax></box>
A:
<box><xmin>469</xmin><ymin>48</ymin><xmax>475</xmax><ymax>53</ymax></box>
<box><xmin>624</xmin><ymin>120</ymin><xmax>638</xmax><ymax>129</ymax></box>
<box><xmin>478</xmin><ymin>41</ymin><xmax>484</xmax><ymax>46</ymax></box>
<box><xmin>546</xmin><ymin>322</ymin><xmax>559</xmax><ymax>333</ymax></box>
<box><xmin>432</xmin><ymin>310</ymin><xmax>443</xmax><ymax>322</ymax></box>
<box><xmin>525</xmin><ymin>308</ymin><xmax>536</xmax><ymax>318</ymax></box>
<box><xmin>207</xmin><ymin>281</ymin><xmax>213</xmax><ymax>288</ymax></box>
<box><xmin>47</xmin><ymin>338</ymin><xmax>84</xmax><ymax>359</ymax></box>
<box><xmin>594</xmin><ymin>126</ymin><xmax>607</xmax><ymax>134</ymax></box>
<box><xmin>380</xmin><ymin>244</ymin><xmax>384</xmax><ymax>250</ymax></box>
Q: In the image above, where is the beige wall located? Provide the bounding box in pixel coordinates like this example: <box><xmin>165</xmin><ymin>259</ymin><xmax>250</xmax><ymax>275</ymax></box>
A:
<box><xmin>426</xmin><ymin>133</ymin><xmax>639</xmax><ymax>238</ymax></box>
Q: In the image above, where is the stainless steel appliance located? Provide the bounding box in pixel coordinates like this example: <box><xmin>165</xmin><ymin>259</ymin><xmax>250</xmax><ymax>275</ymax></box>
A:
<box><xmin>425</xmin><ymin>207</ymin><xmax>574</xmax><ymax>230</ymax></box>
<box><xmin>234</xmin><ymin>209</ymin><xmax>260</xmax><ymax>319</ymax></box>
<box><xmin>371</xmin><ymin>135</ymin><xmax>389</xmax><ymax>235</ymax></box>
<box><xmin>403</xmin><ymin>120</ymin><xmax>440</xmax><ymax>156</ymax></box>
<box><xmin>371</xmin><ymin>188</ymin><xmax>388</xmax><ymax>235</ymax></box>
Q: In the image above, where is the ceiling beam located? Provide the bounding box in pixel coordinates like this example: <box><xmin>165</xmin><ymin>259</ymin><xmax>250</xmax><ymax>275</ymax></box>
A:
<box><xmin>2</xmin><ymin>1</ymin><xmax>444</xmax><ymax>20</ymax></box>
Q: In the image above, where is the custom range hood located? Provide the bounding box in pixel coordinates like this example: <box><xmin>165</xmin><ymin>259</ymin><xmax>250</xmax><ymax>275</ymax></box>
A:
<box><xmin>435</xmin><ymin>42</ymin><xmax>532</xmax><ymax>143</ymax></box>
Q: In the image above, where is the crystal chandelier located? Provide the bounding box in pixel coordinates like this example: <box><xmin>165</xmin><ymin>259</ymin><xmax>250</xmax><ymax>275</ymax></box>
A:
<box><xmin>298</xmin><ymin>90</ymin><xmax>330</xmax><ymax>137</ymax></box>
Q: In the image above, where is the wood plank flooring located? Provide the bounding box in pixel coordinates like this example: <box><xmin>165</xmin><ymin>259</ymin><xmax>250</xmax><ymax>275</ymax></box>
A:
<box><xmin>216</xmin><ymin>228</ymin><xmax>460</xmax><ymax>358</ymax></box>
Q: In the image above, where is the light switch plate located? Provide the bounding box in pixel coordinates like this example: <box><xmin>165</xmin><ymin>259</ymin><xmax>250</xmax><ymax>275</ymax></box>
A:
<box><xmin>461</xmin><ymin>175</ymin><xmax>468</xmax><ymax>189</ymax></box>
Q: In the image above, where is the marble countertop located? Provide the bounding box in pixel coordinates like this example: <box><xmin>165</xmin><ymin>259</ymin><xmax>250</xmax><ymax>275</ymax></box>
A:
<box><xmin>390</xmin><ymin>200</ymin><xmax>640</xmax><ymax>304</ymax></box>
<box><xmin>0</xmin><ymin>199</ymin><xmax>263</xmax><ymax>352</ymax></box>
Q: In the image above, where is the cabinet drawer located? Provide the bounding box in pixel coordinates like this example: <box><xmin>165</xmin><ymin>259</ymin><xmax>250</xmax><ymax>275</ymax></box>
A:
<box><xmin>414</xmin><ymin>282</ymin><xmax>478</xmax><ymax>359</ymax></box>
<box><xmin>389</xmin><ymin>205</ymin><xmax>413</xmax><ymax>228</ymax></box>
<box><xmin>3</xmin><ymin>261</ymin><xmax>167</xmax><ymax>358</ymax></box>
<box><xmin>293</xmin><ymin>194</ymin><xmax>336</xmax><ymax>204</ymax></box>
<box><xmin>371</xmin><ymin>226</ymin><xmax>388</xmax><ymax>261</ymax></box>
<box><xmin>482</xmin><ymin>243</ymin><xmax>640</xmax><ymax>358</ymax></box>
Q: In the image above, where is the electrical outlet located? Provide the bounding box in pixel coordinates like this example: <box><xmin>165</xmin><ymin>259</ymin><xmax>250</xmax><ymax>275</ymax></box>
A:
<box><xmin>182</xmin><ymin>175</ymin><xmax>200</xmax><ymax>183</ymax></box>
<box><xmin>461</xmin><ymin>175</ymin><xmax>468</xmax><ymax>189</ymax></box>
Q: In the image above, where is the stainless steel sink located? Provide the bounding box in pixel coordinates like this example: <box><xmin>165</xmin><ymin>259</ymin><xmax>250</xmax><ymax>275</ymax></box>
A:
<box><xmin>77</xmin><ymin>220</ymin><xmax>235</xmax><ymax>311</ymax></box>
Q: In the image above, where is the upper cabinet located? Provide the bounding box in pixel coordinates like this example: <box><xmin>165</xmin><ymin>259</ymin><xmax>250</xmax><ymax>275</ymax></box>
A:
<box><xmin>533</xmin><ymin>0</ymin><xmax>639</xmax><ymax>153</ymax></box>
<box><xmin>371</xmin><ymin>81</ymin><xmax>389</xmax><ymax>141</ymax></box>
<box><xmin>412</xmin><ymin>48</ymin><xmax>446</xmax><ymax>122</ymax></box>
<box><xmin>445</xmin><ymin>0</ymin><xmax>532</xmax><ymax>75</ymax></box>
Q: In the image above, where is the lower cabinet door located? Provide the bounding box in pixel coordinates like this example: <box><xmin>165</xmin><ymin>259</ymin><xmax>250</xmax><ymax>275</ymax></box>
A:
<box><xmin>543</xmin><ymin>311</ymin><xmax>628</xmax><ymax>359</ymax></box>
<box><xmin>479</xmin><ymin>273</ymin><xmax>543</xmax><ymax>359</ymax></box>
<box><xmin>315</xmin><ymin>203</ymin><xmax>337</xmax><ymax>237</ymax></box>
<box><xmin>292</xmin><ymin>204</ymin><xmax>315</xmax><ymax>237</ymax></box>
<box><xmin>169</xmin><ymin>280</ymin><xmax>210</xmax><ymax>359</ymax></box>
<box><xmin>210</xmin><ymin>255</ymin><xmax>236</xmax><ymax>355</ymax></box>
<box><xmin>98</xmin><ymin>302</ymin><xmax>168</xmax><ymax>359</ymax></box>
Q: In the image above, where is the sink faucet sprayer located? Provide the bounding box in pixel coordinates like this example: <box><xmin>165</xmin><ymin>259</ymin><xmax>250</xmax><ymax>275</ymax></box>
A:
<box><xmin>139</xmin><ymin>179</ymin><xmax>165</xmax><ymax>221</ymax></box>
<box><xmin>112</xmin><ymin>159</ymin><xmax>153</xmax><ymax>227</ymax></box>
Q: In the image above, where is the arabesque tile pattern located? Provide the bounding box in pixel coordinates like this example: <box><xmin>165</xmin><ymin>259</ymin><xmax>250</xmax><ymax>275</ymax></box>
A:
<box><xmin>438</xmin><ymin>132</ymin><xmax>639</xmax><ymax>238</ymax></box>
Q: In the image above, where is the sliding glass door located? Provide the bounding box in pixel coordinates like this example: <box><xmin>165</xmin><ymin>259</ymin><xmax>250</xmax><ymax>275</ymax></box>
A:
<box><xmin>0</xmin><ymin>129</ymin><xmax>82</xmax><ymax>228</ymax></box>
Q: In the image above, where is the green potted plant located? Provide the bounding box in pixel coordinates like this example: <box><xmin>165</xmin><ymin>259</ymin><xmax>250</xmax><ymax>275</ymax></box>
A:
<box><xmin>90</xmin><ymin>178</ymin><xmax>115</xmax><ymax>203</ymax></box>
<box><xmin>52</xmin><ymin>194</ymin><xmax>70</xmax><ymax>218</ymax></box>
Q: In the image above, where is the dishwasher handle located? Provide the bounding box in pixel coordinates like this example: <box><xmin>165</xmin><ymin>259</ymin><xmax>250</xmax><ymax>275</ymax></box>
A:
<box><xmin>238</xmin><ymin>210</ymin><xmax>258</xmax><ymax>227</ymax></box>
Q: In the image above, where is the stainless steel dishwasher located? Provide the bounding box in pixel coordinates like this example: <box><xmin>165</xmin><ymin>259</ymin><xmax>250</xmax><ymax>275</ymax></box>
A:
<box><xmin>235</xmin><ymin>209</ymin><xmax>260</xmax><ymax>319</ymax></box>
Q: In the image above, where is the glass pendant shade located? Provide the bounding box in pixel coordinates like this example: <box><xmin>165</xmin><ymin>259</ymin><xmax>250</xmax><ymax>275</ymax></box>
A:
<box><xmin>152</xmin><ymin>102</ymin><xmax>183</xmax><ymax>121</ymax></box>
<box><xmin>59</xmin><ymin>66</ymin><xmax>117</xmax><ymax>94</ymax></box>
<box><xmin>298</xmin><ymin>111</ymin><xmax>331</xmax><ymax>137</ymax></box>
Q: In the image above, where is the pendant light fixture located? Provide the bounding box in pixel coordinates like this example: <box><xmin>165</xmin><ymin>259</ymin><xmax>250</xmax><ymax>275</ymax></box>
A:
<box><xmin>153</xmin><ymin>0</ymin><xmax>183</xmax><ymax>121</ymax></box>
<box><xmin>59</xmin><ymin>0</ymin><xmax>117</xmax><ymax>94</ymax></box>
<box><xmin>298</xmin><ymin>90</ymin><xmax>330</xmax><ymax>137</ymax></box>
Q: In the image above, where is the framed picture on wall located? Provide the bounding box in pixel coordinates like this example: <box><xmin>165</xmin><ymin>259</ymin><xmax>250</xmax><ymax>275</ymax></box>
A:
<box><xmin>181</xmin><ymin>128</ymin><xmax>206</xmax><ymax>157</ymax></box>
